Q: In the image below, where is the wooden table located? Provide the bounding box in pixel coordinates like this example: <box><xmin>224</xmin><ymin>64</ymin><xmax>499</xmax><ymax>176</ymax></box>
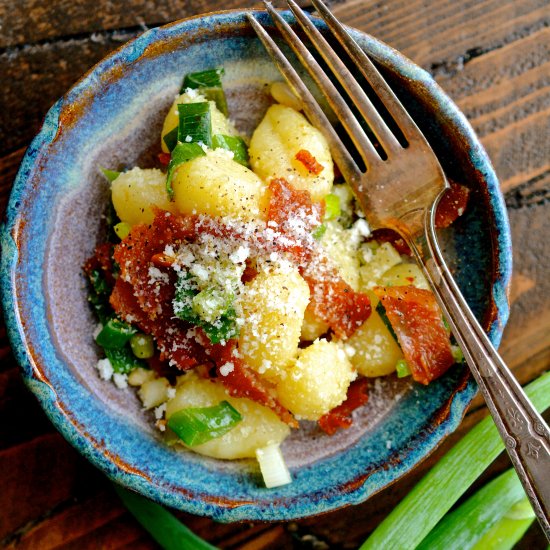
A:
<box><xmin>1</xmin><ymin>1</ymin><xmax>548</xmax><ymax>548</ymax></box>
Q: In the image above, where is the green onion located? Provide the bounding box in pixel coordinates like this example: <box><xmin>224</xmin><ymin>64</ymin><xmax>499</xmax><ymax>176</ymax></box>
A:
<box><xmin>100</xmin><ymin>167</ymin><xmax>120</xmax><ymax>182</ymax></box>
<box><xmin>86</xmin><ymin>268</ymin><xmax>112</xmax><ymax>324</ymax></box>
<box><xmin>376</xmin><ymin>301</ymin><xmax>398</xmax><ymax>343</ymax></box>
<box><xmin>114</xmin><ymin>222</ymin><xmax>131</xmax><ymax>240</ymax></box>
<box><xmin>256</xmin><ymin>443</ymin><xmax>292</xmax><ymax>488</ymax></box>
<box><xmin>181</xmin><ymin>68</ymin><xmax>228</xmax><ymax>116</ymax></box>
<box><xmin>104</xmin><ymin>345</ymin><xmax>145</xmax><ymax>374</ymax></box>
<box><xmin>167</xmin><ymin>401</ymin><xmax>242</xmax><ymax>446</ymax></box>
<box><xmin>113</xmin><ymin>484</ymin><xmax>218</xmax><ymax>550</ymax></box>
<box><xmin>323</xmin><ymin>193</ymin><xmax>341</xmax><ymax>220</ymax></box>
<box><xmin>166</xmin><ymin>142</ymin><xmax>206</xmax><ymax>199</ymax></box>
<box><xmin>96</xmin><ymin>318</ymin><xmax>137</xmax><ymax>349</ymax></box>
<box><xmin>395</xmin><ymin>359</ymin><xmax>411</xmax><ymax>378</ymax></box>
<box><xmin>177</xmin><ymin>102</ymin><xmax>212</xmax><ymax>147</ymax></box>
<box><xmin>312</xmin><ymin>223</ymin><xmax>327</xmax><ymax>240</ymax></box>
<box><xmin>212</xmin><ymin>134</ymin><xmax>249</xmax><ymax>166</ymax></box>
<box><xmin>361</xmin><ymin>371</ymin><xmax>550</xmax><ymax>550</ymax></box>
<box><xmin>130</xmin><ymin>333</ymin><xmax>155</xmax><ymax>359</ymax></box>
<box><xmin>163</xmin><ymin>126</ymin><xmax>179</xmax><ymax>152</ymax></box>
<box><xmin>417</xmin><ymin>468</ymin><xmax>533</xmax><ymax>550</ymax></box>
<box><xmin>201</xmin><ymin>308</ymin><xmax>239</xmax><ymax>344</ymax></box>
<box><xmin>451</xmin><ymin>344</ymin><xmax>465</xmax><ymax>363</ymax></box>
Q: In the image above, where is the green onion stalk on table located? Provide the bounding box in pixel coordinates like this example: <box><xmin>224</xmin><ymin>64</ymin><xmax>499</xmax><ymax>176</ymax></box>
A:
<box><xmin>113</xmin><ymin>371</ymin><xmax>550</xmax><ymax>550</ymax></box>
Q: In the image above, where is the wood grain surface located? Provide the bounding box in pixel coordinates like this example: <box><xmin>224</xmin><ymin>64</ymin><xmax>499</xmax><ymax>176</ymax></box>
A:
<box><xmin>1</xmin><ymin>0</ymin><xmax>549</xmax><ymax>548</ymax></box>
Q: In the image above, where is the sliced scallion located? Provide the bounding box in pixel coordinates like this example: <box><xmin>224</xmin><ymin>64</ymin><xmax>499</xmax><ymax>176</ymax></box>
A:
<box><xmin>130</xmin><ymin>333</ymin><xmax>155</xmax><ymax>359</ymax></box>
<box><xmin>256</xmin><ymin>443</ymin><xmax>292</xmax><ymax>488</ymax></box>
<box><xmin>451</xmin><ymin>344</ymin><xmax>465</xmax><ymax>363</ymax></box>
<box><xmin>395</xmin><ymin>359</ymin><xmax>411</xmax><ymax>378</ymax></box>
<box><xmin>312</xmin><ymin>223</ymin><xmax>327</xmax><ymax>240</ymax></box>
<box><xmin>360</xmin><ymin>371</ymin><xmax>550</xmax><ymax>550</ymax></box>
<box><xmin>104</xmin><ymin>345</ymin><xmax>145</xmax><ymax>374</ymax></box>
<box><xmin>181</xmin><ymin>68</ymin><xmax>228</xmax><ymax>116</ymax></box>
<box><xmin>177</xmin><ymin>102</ymin><xmax>212</xmax><ymax>147</ymax></box>
<box><xmin>324</xmin><ymin>193</ymin><xmax>341</xmax><ymax>221</ymax></box>
<box><xmin>201</xmin><ymin>308</ymin><xmax>239</xmax><ymax>344</ymax></box>
<box><xmin>376</xmin><ymin>301</ymin><xmax>398</xmax><ymax>343</ymax></box>
<box><xmin>212</xmin><ymin>134</ymin><xmax>249</xmax><ymax>166</ymax></box>
<box><xmin>95</xmin><ymin>318</ymin><xmax>137</xmax><ymax>349</ymax></box>
<box><xmin>163</xmin><ymin>126</ymin><xmax>179</xmax><ymax>152</ymax></box>
<box><xmin>100</xmin><ymin>167</ymin><xmax>120</xmax><ymax>182</ymax></box>
<box><xmin>114</xmin><ymin>222</ymin><xmax>131</xmax><ymax>240</ymax></box>
<box><xmin>167</xmin><ymin>400</ymin><xmax>242</xmax><ymax>446</ymax></box>
<box><xmin>166</xmin><ymin>142</ymin><xmax>206</xmax><ymax>199</ymax></box>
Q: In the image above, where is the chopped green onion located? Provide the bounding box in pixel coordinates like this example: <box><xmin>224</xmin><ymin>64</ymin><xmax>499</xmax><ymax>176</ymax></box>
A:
<box><xmin>100</xmin><ymin>167</ymin><xmax>120</xmax><ymax>182</ymax></box>
<box><xmin>181</xmin><ymin>68</ymin><xmax>228</xmax><ymax>116</ymax></box>
<box><xmin>256</xmin><ymin>443</ymin><xmax>292</xmax><ymax>488</ymax></box>
<box><xmin>376</xmin><ymin>301</ymin><xmax>399</xmax><ymax>343</ymax></box>
<box><xmin>212</xmin><ymin>134</ymin><xmax>249</xmax><ymax>166</ymax></box>
<box><xmin>177</xmin><ymin>102</ymin><xmax>212</xmax><ymax>147</ymax></box>
<box><xmin>114</xmin><ymin>222</ymin><xmax>131</xmax><ymax>240</ymax></box>
<box><xmin>88</xmin><ymin>268</ymin><xmax>110</xmax><ymax>297</ymax></box>
<box><xmin>167</xmin><ymin>400</ymin><xmax>242</xmax><ymax>446</ymax></box>
<box><xmin>417</xmin><ymin>468</ymin><xmax>532</xmax><ymax>550</ymax></box>
<box><xmin>163</xmin><ymin>126</ymin><xmax>179</xmax><ymax>152</ymax></box>
<box><xmin>361</xmin><ymin>371</ymin><xmax>550</xmax><ymax>550</ymax></box>
<box><xmin>312</xmin><ymin>223</ymin><xmax>327</xmax><ymax>240</ymax></box>
<box><xmin>201</xmin><ymin>308</ymin><xmax>239</xmax><ymax>344</ymax></box>
<box><xmin>323</xmin><ymin>193</ymin><xmax>341</xmax><ymax>221</ymax></box>
<box><xmin>173</xmin><ymin>273</ymin><xmax>202</xmax><ymax>324</ymax></box>
<box><xmin>192</xmin><ymin>288</ymin><xmax>232</xmax><ymax>324</ymax></box>
<box><xmin>395</xmin><ymin>359</ymin><xmax>411</xmax><ymax>378</ymax></box>
<box><xmin>451</xmin><ymin>344</ymin><xmax>465</xmax><ymax>363</ymax></box>
<box><xmin>96</xmin><ymin>318</ymin><xmax>137</xmax><ymax>349</ymax></box>
<box><xmin>166</xmin><ymin>142</ymin><xmax>206</xmax><ymax>199</ymax></box>
<box><xmin>104</xmin><ymin>345</ymin><xmax>145</xmax><ymax>374</ymax></box>
<box><xmin>130</xmin><ymin>333</ymin><xmax>155</xmax><ymax>359</ymax></box>
<box><xmin>113</xmin><ymin>484</ymin><xmax>218</xmax><ymax>550</ymax></box>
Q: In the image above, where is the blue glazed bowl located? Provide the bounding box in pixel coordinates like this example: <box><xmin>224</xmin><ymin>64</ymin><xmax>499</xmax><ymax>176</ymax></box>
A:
<box><xmin>0</xmin><ymin>10</ymin><xmax>511</xmax><ymax>521</ymax></box>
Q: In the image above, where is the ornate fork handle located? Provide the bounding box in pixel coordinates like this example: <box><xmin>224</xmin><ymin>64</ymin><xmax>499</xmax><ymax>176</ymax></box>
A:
<box><xmin>409</xmin><ymin>199</ymin><xmax>550</xmax><ymax>537</ymax></box>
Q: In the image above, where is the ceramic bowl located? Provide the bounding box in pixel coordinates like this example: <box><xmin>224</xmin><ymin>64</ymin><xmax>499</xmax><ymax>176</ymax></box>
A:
<box><xmin>0</xmin><ymin>10</ymin><xmax>512</xmax><ymax>521</ymax></box>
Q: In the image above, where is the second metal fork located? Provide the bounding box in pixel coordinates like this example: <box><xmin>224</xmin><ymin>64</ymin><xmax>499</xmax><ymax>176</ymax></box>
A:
<box><xmin>247</xmin><ymin>0</ymin><xmax>550</xmax><ymax>538</ymax></box>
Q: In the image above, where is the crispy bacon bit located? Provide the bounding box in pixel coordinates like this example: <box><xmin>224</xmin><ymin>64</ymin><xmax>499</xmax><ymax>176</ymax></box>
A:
<box><xmin>151</xmin><ymin>252</ymin><xmax>176</xmax><ymax>268</ymax></box>
<box><xmin>268</xmin><ymin>177</ymin><xmax>325</xmax><ymax>234</ymax></box>
<box><xmin>318</xmin><ymin>378</ymin><xmax>369</xmax><ymax>435</ymax></box>
<box><xmin>158</xmin><ymin>152</ymin><xmax>171</xmax><ymax>166</ymax></box>
<box><xmin>295</xmin><ymin>149</ymin><xmax>324</xmax><ymax>175</ymax></box>
<box><xmin>83</xmin><ymin>242</ymin><xmax>116</xmax><ymax>286</ymax></box>
<box><xmin>373</xmin><ymin>286</ymin><xmax>454</xmax><ymax>385</ymax></box>
<box><xmin>368</xmin><ymin>228</ymin><xmax>411</xmax><ymax>256</ymax></box>
<box><xmin>435</xmin><ymin>180</ymin><xmax>470</xmax><ymax>229</ymax></box>
<box><xmin>212</xmin><ymin>342</ymin><xmax>298</xmax><ymax>428</ymax></box>
<box><xmin>302</xmin><ymin>263</ymin><xmax>371</xmax><ymax>339</ymax></box>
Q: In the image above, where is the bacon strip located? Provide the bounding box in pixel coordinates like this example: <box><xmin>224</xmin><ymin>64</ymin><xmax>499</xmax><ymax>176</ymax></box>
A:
<box><xmin>295</xmin><ymin>149</ymin><xmax>324</xmax><ymax>175</ymax></box>
<box><xmin>435</xmin><ymin>180</ymin><xmax>470</xmax><ymax>229</ymax></box>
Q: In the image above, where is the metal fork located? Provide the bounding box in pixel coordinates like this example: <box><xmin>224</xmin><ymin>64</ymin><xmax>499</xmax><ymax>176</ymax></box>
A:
<box><xmin>247</xmin><ymin>0</ymin><xmax>550</xmax><ymax>538</ymax></box>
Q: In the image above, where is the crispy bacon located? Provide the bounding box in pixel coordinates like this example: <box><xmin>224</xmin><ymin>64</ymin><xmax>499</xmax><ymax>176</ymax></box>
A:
<box><xmin>318</xmin><ymin>378</ymin><xmax>369</xmax><ymax>435</ymax></box>
<box><xmin>295</xmin><ymin>149</ymin><xmax>324</xmax><ymax>175</ymax></box>
<box><xmin>435</xmin><ymin>180</ymin><xmax>470</xmax><ymax>229</ymax></box>
<box><xmin>373</xmin><ymin>286</ymin><xmax>454</xmax><ymax>385</ymax></box>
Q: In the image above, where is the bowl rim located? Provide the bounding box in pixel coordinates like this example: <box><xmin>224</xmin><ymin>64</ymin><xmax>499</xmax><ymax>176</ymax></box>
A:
<box><xmin>0</xmin><ymin>9</ymin><xmax>512</xmax><ymax>521</ymax></box>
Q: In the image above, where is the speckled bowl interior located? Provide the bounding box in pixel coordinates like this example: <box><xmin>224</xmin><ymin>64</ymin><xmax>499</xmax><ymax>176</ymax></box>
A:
<box><xmin>0</xmin><ymin>10</ymin><xmax>512</xmax><ymax>521</ymax></box>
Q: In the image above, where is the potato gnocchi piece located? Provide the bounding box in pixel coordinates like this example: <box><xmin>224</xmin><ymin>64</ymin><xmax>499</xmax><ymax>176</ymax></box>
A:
<box><xmin>239</xmin><ymin>267</ymin><xmax>310</xmax><ymax>380</ymax></box>
<box><xmin>160</xmin><ymin>91</ymin><xmax>234</xmax><ymax>153</ymax></box>
<box><xmin>138</xmin><ymin>376</ymin><xmax>170</xmax><ymax>409</ymax></box>
<box><xmin>380</xmin><ymin>263</ymin><xmax>430</xmax><ymax>290</ymax></box>
<box><xmin>359</xmin><ymin>242</ymin><xmax>402</xmax><ymax>289</ymax></box>
<box><xmin>277</xmin><ymin>339</ymin><xmax>355</xmax><ymax>420</ymax></box>
<box><xmin>111</xmin><ymin>167</ymin><xmax>177</xmax><ymax>226</ymax></box>
<box><xmin>300</xmin><ymin>306</ymin><xmax>329</xmax><ymax>342</ymax></box>
<box><xmin>249</xmin><ymin>104</ymin><xmax>333</xmax><ymax>201</ymax></box>
<box><xmin>172</xmin><ymin>150</ymin><xmax>269</xmax><ymax>221</ymax></box>
<box><xmin>346</xmin><ymin>310</ymin><xmax>403</xmax><ymax>377</ymax></box>
<box><xmin>165</xmin><ymin>374</ymin><xmax>289</xmax><ymax>459</ymax></box>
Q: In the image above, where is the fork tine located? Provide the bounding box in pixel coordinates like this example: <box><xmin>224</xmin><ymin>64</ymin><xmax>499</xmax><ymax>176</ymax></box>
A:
<box><xmin>286</xmin><ymin>0</ymin><xmax>402</xmax><ymax>154</ymax></box>
<box><xmin>309</xmin><ymin>0</ymin><xmax>423</xmax><ymax>144</ymax></box>
<box><xmin>262</xmin><ymin>2</ymin><xmax>382</xmax><ymax>169</ymax></box>
<box><xmin>246</xmin><ymin>13</ymin><xmax>362</xmax><ymax>186</ymax></box>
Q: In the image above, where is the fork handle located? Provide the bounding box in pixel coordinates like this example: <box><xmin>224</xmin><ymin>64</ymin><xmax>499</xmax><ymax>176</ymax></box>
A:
<box><xmin>409</xmin><ymin>208</ymin><xmax>550</xmax><ymax>540</ymax></box>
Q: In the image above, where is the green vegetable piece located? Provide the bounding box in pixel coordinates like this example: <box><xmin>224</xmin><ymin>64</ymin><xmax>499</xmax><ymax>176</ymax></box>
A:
<box><xmin>105</xmin><ymin>345</ymin><xmax>145</xmax><ymax>374</ymax></box>
<box><xmin>212</xmin><ymin>134</ymin><xmax>249</xmax><ymax>166</ymax></box>
<box><xmin>177</xmin><ymin>102</ymin><xmax>212</xmax><ymax>147</ymax></box>
<box><xmin>202</xmin><ymin>308</ymin><xmax>240</xmax><ymax>344</ymax></box>
<box><xmin>395</xmin><ymin>359</ymin><xmax>411</xmax><ymax>378</ymax></box>
<box><xmin>113</xmin><ymin>484</ymin><xmax>217</xmax><ymax>550</ymax></box>
<box><xmin>168</xmin><ymin>400</ymin><xmax>242</xmax><ymax>446</ymax></box>
<box><xmin>192</xmin><ymin>288</ymin><xmax>233</xmax><ymax>324</ymax></box>
<box><xmin>360</xmin><ymin>371</ymin><xmax>550</xmax><ymax>550</ymax></box>
<box><xmin>87</xmin><ymin>293</ymin><xmax>111</xmax><ymax>325</ymax></box>
<box><xmin>163</xmin><ymin>126</ymin><xmax>179</xmax><ymax>152</ymax></box>
<box><xmin>166</xmin><ymin>142</ymin><xmax>206</xmax><ymax>199</ymax></box>
<box><xmin>417</xmin><ymin>469</ymin><xmax>534</xmax><ymax>550</ymax></box>
<box><xmin>100</xmin><ymin>167</ymin><xmax>120</xmax><ymax>182</ymax></box>
<box><xmin>130</xmin><ymin>333</ymin><xmax>155</xmax><ymax>359</ymax></box>
<box><xmin>96</xmin><ymin>318</ymin><xmax>137</xmax><ymax>349</ymax></box>
<box><xmin>114</xmin><ymin>222</ymin><xmax>131</xmax><ymax>240</ymax></box>
<box><xmin>173</xmin><ymin>272</ymin><xmax>201</xmax><ymax>323</ymax></box>
<box><xmin>312</xmin><ymin>223</ymin><xmax>327</xmax><ymax>240</ymax></box>
<box><xmin>181</xmin><ymin>68</ymin><xmax>228</xmax><ymax>116</ymax></box>
<box><xmin>451</xmin><ymin>344</ymin><xmax>465</xmax><ymax>364</ymax></box>
<box><xmin>323</xmin><ymin>193</ymin><xmax>341</xmax><ymax>221</ymax></box>
<box><xmin>376</xmin><ymin>301</ymin><xmax>399</xmax><ymax>343</ymax></box>
<box><xmin>88</xmin><ymin>268</ymin><xmax>110</xmax><ymax>297</ymax></box>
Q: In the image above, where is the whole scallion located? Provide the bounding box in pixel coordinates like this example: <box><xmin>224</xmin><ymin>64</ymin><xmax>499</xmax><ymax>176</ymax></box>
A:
<box><xmin>361</xmin><ymin>371</ymin><xmax>550</xmax><ymax>550</ymax></box>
